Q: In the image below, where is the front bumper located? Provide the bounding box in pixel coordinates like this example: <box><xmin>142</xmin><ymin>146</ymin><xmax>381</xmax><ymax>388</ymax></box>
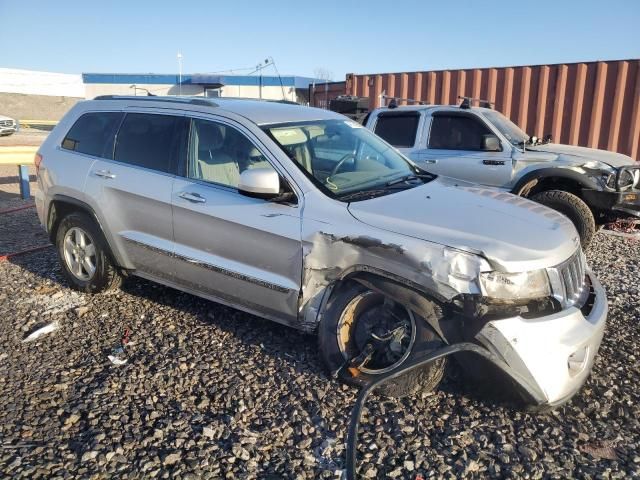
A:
<box><xmin>583</xmin><ymin>188</ymin><xmax>640</xmax><ymax>218</ymax></box>
<box><xmin>475</xmin><ymin>270</ymin><xmax>607</xmax><ymax>406</ymax></box>
<box><xmin>0</xmin><ymin>127</ymin><xmax>17</xmax><ymax>136</ymax></box>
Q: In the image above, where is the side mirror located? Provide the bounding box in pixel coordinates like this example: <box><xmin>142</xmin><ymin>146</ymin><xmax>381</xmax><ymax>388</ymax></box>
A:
<box><xmin>238</xmin><ymin>168</ymin><xmax>281</xmax><ymax>199</ymax></box>
<box><xmin>481</xmin><ymin>134</ymin><xmax>501</xmax><ymax>152</ymax></box>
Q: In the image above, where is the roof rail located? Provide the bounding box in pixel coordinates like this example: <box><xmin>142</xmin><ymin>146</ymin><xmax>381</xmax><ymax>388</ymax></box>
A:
<box><xmin>93</xmin><ymin>95</ymin><xmax>218</xmax><ymax>107</ymax></box>
<box><xmin>458</xmin><ymin>96</ymin><xmax>494</xmax><ymax>109</ymax></box>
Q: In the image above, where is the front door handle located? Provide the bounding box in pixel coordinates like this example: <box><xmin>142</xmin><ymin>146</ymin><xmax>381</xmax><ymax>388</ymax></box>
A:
<box><xmin>482</xmin><ymin>160</ymin><xmax>505</xmax><ymax>166</ymax></box>
<box><xmin>93</xmin><ymin>169</ymin><xmax>116</xmax><ymax>179</ymax></box>
<box><xmin>423</xmin><ymin>159</ymin><xmax>438</xmax><ymax>164</ymax></box>
<box><xmin>179</xmin><ymin>192</ymin><xmax>207</xmax><ymax>203</ymax></box>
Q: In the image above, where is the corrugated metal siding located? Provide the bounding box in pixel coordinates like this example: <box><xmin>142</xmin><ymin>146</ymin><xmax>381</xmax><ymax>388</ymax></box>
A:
<box><xmin>346</xmin><ymin>60</ymin><xmax>640</xmax><ymax>160</ymax></box>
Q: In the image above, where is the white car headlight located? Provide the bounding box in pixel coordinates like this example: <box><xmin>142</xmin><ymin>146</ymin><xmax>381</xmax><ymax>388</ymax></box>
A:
<box><xmin>479</xmin><ymin>269</ymin><xmax>551</xmax><ymax>301</ymax></box>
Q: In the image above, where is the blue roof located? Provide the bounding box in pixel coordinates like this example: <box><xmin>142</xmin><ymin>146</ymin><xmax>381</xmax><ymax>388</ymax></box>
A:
<box><xmin>82</xmin><ymin>73</ymin><xmax>322</xmax><ymax>89</ymax></box>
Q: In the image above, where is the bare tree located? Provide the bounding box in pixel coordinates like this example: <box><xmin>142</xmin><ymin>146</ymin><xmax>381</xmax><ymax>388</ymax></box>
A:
<box><xmin>313</xmin><ymin>68</ymin><xmax>334</xmax><ymax>82</ymax></box>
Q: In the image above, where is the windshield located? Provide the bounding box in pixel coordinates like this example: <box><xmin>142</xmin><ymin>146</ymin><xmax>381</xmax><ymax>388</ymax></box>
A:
<box><xmin>265</xmin><ymin>119</ymin><xmax>430</xmax><ymax>200</ymax></box>
<box><xmin>482</xmin><ymin>110</ymin><xmax>529</xmax><ymax>146</ymax></box>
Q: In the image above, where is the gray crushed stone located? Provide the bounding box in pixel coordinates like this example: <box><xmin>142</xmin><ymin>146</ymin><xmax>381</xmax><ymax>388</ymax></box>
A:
<box><xmin>0</xmin><ymin>212</ymin><xmax>638</xmax><ymax>478</ymax></box>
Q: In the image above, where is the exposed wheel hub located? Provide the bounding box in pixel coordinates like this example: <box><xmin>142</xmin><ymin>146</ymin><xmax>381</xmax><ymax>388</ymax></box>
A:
<box><xmin>337</xmin><ymin>292</ymin><xmax>416</xmax><ymax>375</ymax></box>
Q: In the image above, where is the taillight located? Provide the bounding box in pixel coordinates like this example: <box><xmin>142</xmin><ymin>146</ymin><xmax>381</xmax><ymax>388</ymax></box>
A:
<box><xmin>34</xmin><ymin>153</ymin><xmax>42</xmax><ymax>175</ymax></box>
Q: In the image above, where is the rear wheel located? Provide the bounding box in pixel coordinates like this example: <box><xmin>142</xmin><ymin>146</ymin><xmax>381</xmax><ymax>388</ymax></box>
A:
<box><xmin>318</xmin><ymin>283</ymin><xmax>445</xmax><ymax>398</ymax></box>
<box><xmin>55</xmin><ymin>212</ymin><xmax>122</xmax><ymax>293</ymax></box>
<box><xmin>531</xmin><ymin>190</ymin><xmax>596</xmax><ymax>249</ymax></box>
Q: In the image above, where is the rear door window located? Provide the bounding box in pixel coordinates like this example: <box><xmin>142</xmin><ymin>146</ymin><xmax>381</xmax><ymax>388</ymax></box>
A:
<box><xmin>373</xmin><ymin>113</ymin><xmax>420</xmax><ymax>148</ymax></box>
<box><xmin>428</xmin><ymin>114</ymin><xmax>493</xmax><ymax>150</ymax></box>
<box><xmin>61</xmin><ymin>112</ymin><xmax>123</xmax><ymax>158</ymax></box>
<box><xmin>114</xmin><ymin>113</ymin><xmax>185</xmax><ymax>173</ymax></box>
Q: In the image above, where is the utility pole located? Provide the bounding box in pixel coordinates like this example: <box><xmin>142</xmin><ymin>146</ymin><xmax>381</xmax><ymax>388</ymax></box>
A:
<box><xmin>177</xmin><ymin>52</ymin><xmax>183</xmax><ymax>96</ymax></box>
<box><xmin>255</xmin><ymin>58</ymin><xmax>272</xmax><ymax>100</ymax></box>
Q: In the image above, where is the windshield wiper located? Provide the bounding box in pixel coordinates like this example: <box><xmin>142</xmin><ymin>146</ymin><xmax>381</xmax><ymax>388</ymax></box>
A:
<box><xmin>386</xmin><ymin>174</ymin><xmax>431</xmax><ymax>186</ymax></box>
<box><xmin>337</xmin><ymin>189</ymin><xmax>391</xmax><ymax>202</ymax></box>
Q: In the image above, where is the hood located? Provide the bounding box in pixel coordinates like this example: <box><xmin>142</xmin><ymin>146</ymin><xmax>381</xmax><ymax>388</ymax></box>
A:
<box><xmin>347</xmin><ymin>178</ymin><xmax>580</xmax><ymax>272</ymax></box>
<box><xmin>525</xmin><ymin>143</ymin><xmax>635</xmax><ymax>168</ymax></box>
<box><xmin>0</xmin><ymin>114</ymin><xmax>15</xmax><ymax>121</ymax></box>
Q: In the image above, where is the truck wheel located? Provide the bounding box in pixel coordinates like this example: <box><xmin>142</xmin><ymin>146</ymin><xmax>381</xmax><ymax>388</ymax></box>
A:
<box><xmin>318</xmin><ymin>283</ymin><xmax>446</xmax><ymax>398</ymax></box>
<box><xmin>531</xmin><ymin>190</ymin><xmax>596</xmax><ymax>249</ymax></box>
<box><xmin>55</xmin><ymin>212</ymin><xmax>122</xmax><ymax>293</ymax></box>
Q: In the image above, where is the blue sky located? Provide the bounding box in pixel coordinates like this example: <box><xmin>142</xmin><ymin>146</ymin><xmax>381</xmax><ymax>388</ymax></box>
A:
<box><xmin>1</xmin><ymin>0</ymin><xmax>638</xmax><ymax>80</ymax></box>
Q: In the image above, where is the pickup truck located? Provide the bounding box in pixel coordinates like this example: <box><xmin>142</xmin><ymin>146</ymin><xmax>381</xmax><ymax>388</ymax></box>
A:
<box><xmin>364</xmin><ymin>101</ymin><xmax>640</xmax><ymax>248</ymax></box>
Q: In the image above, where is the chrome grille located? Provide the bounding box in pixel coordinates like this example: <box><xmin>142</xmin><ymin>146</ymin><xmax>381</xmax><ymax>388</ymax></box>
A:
<box><xmin>547</xmin><ymin>249</ymin><xmax>587</xmax><ymax>308</ymax></box>
<box><xmin>0</xmin><ymin>120</ymin><xmax>14</xmax><ymax>127</ymax></box>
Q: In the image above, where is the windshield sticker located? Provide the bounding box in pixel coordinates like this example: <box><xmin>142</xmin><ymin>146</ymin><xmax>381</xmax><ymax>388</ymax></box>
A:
<box><xmin>344</xmin><ymin>120</ymin><xmax>363</xmax><ymax>129</ymax></box>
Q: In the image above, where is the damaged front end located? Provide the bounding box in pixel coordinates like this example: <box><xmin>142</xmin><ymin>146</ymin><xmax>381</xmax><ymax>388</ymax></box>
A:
<box><xmin>582</xmin><ymin>163</ymin><xmax>640</xmax><ymax>219</ymax></box>
<box><xmin>299</xmin><ymin>229</ymin><xmax>489</xmax><ymax>334</ymax></box>
<box><xmin>299</xmin><ymin>204</ymin><xmax>607</xmax><ymax>408</ymax></box>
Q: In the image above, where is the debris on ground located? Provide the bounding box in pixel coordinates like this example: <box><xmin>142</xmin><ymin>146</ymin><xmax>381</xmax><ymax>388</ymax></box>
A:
<box><xmin>22</xmin><ymin>321</ymin><xmax>60</xmax><ymax>343</ymax></box>
<box><xmin>602</xmin><ymin>219</ymin><xmax>640</xmax><ymax>239</ymax></box>
<box><xmin>579</xmin><ymin>441</ymin><xmax>620</xmax><ymax>460</ymax></box>
<box><xmin>107</xmin><ymin>347</ymin><xmax>128</xmax><ymax>366</ymax></box>
<box><xmin>107</xmin><ymin>327</ymin><xmax>133</xmax><ymax>365</ymax></box>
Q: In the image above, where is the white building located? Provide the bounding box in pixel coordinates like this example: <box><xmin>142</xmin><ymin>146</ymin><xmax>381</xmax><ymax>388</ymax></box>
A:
<box><xmin>82</xmin><ymin>73</ymin><xmax>320</xmax><ymax>103</ymax></box>
<box><xmin>0</xmin><ymin>68</ymin><xmax>85</xmax><ymax>97</ymax></box>
<box><xmin>0</xmin><ymin>69</ymin><xmax>322</xmax><ymax>120</ymax></box>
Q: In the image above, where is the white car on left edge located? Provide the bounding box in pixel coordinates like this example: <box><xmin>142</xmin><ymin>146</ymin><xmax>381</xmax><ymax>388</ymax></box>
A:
<box><xmin>0</xmin><ymin>115</ymin><xmax>18</xmax><ymax>136</ymax></box>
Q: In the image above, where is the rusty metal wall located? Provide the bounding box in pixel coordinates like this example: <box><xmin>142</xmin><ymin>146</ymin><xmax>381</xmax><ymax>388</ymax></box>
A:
<box><xmin>309</xmin><ymin>81</ymin><xmax>347</xmax><ymax>109</ymax></box>
<box><xmin>346</xmin><ymin>60</ymin><xmax>640</xmax><ymax>160</ymax></box>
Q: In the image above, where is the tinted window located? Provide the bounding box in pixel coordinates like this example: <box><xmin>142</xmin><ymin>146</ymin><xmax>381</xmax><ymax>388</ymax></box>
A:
<box><xmin>61</xmin><ymin>112</ymin><xmax>123</xmax><ymax>158</ymax></box>
<box><xmin>374</xmin><ymin>114</ymin><xmax>420</xmax><ymax>147</ymax></box>
<box><xmin>114</xmin><ymin>113</ymin><xmax>183</xmax><ymax>173</ymax></box>
<box><xmin>188</xmin><ymin>118</ymin><xmax>275</xmax><ymax>188</ymax></box>
<box><xmin>428</xmin><ymin>114</ymin><xmax>493</xmax><ymax>150</ymax></box>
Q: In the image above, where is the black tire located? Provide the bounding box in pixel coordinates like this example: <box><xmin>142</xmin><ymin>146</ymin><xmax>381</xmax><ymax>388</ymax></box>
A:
<box><xmin>55</xmin><ymin>211</ymin><xmax>122</xmax><ymax>293</ymax></box>
<box><xmin>318</xmin><ymin>283</ymin><xmax>446</xmax><ymax>398</ymax></box>
<box><xmin>531</xmin><ymin>190</ymin><xmax>596</xmax><ymax>249</ymax></box>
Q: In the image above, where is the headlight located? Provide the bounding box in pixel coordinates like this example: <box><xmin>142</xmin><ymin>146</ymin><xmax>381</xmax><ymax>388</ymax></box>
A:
<box><xmin>601</xmin><ymin>169</ymin><xmax>635</xmax><ymax>190</ymax></box>
<box><xmin>479</xmin><ymin>269</ymin><xmax>551</xmax><ymax>301</ymax></box>
<box><xmin>615</xmin><ymin>169</ymin><xmax>635</xmax><ymax>190</ymax></box>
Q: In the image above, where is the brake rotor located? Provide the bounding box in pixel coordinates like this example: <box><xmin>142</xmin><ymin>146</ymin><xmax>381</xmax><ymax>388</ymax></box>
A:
<box><xmin>337</xmin><ymin>292</ymin><xmax>416</xmax><ymax>375</ymax></box>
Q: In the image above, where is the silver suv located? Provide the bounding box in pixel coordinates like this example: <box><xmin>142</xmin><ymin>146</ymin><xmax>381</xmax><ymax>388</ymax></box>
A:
<box><xmin>36</xmin><ymin>96</ymin><xmax>607</xmax><ymax>407</ymax></box>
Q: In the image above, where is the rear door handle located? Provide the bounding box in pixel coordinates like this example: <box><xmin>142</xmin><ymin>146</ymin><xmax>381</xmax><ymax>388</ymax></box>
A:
<box><xmin>482</xmin><ymin>160</ymin><xmax>505</xmax><ymax>166</ymax></box>
<box><xmin>93</xmin><ymin>169</ymin><xmax>116</xmax><ymax>179</ymax></box>
<box><xmin>423</xmin><ymin>159</ymin><xmax>438</xmax><ymax>164</ymax></box>
<box><xmin>179</xmin><ymin>192</ymin><xmax>207</xmax><ymax>203</ymax></box>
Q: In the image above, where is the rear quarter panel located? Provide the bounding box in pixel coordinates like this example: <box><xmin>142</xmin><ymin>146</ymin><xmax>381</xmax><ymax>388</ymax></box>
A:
<box><xmin>36</xmin><ymin>103</ymin><xmax>99</xmax><ymax>231</ymax></box>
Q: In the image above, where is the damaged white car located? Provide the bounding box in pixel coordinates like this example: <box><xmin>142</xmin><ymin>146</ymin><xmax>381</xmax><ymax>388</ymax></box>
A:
<box><xmin>36</xmin><ymin>96</ymin><xmax>607</xmax><ymax>407</ymax></box>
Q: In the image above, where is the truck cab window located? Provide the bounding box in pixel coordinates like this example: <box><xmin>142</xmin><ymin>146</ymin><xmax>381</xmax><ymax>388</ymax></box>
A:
<box><xmin>429</xmin><ymin>114</ymin><xmax>493</xmax><ymax>151</ymax></box>
<box><xmin>373</xmin><ymin>113</ymin><xmax>420</xmax><ymax>148</ymax></box>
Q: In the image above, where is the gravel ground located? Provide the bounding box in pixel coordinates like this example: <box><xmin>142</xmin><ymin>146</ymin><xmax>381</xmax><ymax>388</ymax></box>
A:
<box><xmin>0</xmin><ymin>200</ymin><xmax>639</xmax><ymax>478</ymax></box>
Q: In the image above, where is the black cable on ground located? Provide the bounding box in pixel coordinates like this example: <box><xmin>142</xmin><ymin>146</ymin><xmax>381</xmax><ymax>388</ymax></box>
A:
<box><xmin>345</xmin><ymin>342</ymin><xmax>540</xmax><ymax>480</ymax></box>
